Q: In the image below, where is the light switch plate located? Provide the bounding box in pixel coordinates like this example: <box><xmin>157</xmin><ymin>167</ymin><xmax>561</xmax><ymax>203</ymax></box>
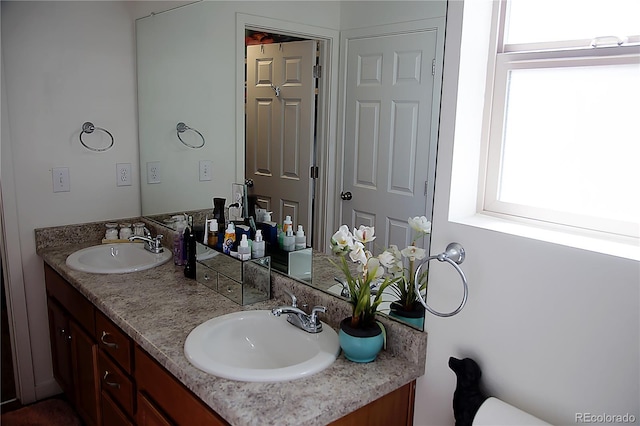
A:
<box><xmin>199</xmin><ymin>160</ymin><xmax>212</xmax><ymax>181</ymax></box>
<box><xmin>52</xmin><ymin>167</ymin><xmax>70</xmax><ymax>192</ymax></box>
<box><xmin>147</xmin><ymin>161</ymin><xmax>161</xmax><ymax>184</ymax></box>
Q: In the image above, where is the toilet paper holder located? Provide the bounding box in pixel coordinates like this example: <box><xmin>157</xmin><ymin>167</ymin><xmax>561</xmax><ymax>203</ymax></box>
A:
<box><xmin>414</xmin><ymin>242</ymin><xmax>468</xmax><ymax>317</ymax></box>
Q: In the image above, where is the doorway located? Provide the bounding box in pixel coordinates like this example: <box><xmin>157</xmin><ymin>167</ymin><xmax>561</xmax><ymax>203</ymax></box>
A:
<box><xmin>243</xmin><ymin>24</ymin><xmax>334</xmax><ymax>251</ymax></box>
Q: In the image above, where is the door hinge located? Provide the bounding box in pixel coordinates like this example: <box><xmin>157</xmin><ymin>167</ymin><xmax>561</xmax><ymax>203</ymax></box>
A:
<box><xmin>432</xmin><ymin>59</ymin><xmax>436</xmax><ymax>76</ymax></box>
<box><xmin>310</xmin><ymin>166</ymin><xmax>319</xmax><ymax>179</ymax></box>
<box><xmin>424</xmin><ymin>180</ymin><xmax>429</xmax><ymax>196</ymax></box>
<box><xmin>313</xmin><ymin>64</ymin><xmax>322</xmax><ymax>78</ymax></box>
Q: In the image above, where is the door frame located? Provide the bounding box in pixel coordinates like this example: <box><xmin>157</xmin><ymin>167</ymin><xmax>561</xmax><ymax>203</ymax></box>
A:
<box><xmin>236</xmin><ymin>14</ymin><xmax>340</xmax><ymax>251</ymax></box>
<box><xmin>334</xmin><ymin>17</ymin><xmax>446</xmax><ymax>244</ymax></box>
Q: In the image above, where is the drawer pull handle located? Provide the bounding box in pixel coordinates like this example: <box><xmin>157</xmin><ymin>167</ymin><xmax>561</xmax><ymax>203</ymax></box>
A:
<box><xmin>103</xmin><ymin>371</ymin><xmax>121</xmax><ymax>389</ymax></box>
<box><xmin>101</xmin><ymin>331</ymin><xmax>119</xmax><ymax>349</ymax></box>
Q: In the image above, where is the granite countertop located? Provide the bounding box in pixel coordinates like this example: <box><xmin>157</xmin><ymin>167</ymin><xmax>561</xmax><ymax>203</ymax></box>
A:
<box><xmin>36</xmin><ymin>221</ymin><xmax>427</xmax><ymax>426</ymax></box>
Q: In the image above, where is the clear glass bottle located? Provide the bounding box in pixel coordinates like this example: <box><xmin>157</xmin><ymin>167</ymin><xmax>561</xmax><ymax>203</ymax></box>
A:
<box><xmin>105</xmin><ymin>222</ymin><xmax>118</xmax><ymax>240</ymax></box>
<box><xmin>119</xmin><ymin>223</ymin><xmax>132</xmax><ymax>240</ymax></box>
<box><xmin>133</xmin><ymin>222</ymin><xmax>146</xmax><ymax>237</ymax></box>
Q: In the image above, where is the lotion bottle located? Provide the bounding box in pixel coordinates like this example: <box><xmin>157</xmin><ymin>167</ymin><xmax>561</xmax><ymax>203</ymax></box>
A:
<box><xmin>252</xmin><ymin>230</ymin><xmax>265</xmax><ymax>259</ymax></box>
<box><xmin>223</xmin><ymin>223</ymin><xmax>236</xmax><ymax>254</ymax></box>
<box><xmin>283</xmin><ymin>215</ymin><xmax>293</xmax><ymax>234</ymax></box>
<box><xmin>295</xmin><ymin>225</ymin><xmax>306</xmax><ymax>250</ymax></box>
<box><xmin>283</xmin><ymin>229</ymin><xmax>295</xmax><ymax>252</ymax></box>
<box><xmin>207</xmin><ymin>219</ymin><xmax>218</xmax><ymax>247</ymax></box>
<box><xmin>238</xmin><ymin>234</ymin><xmax>251</xmax><ymax>261</ymax></box>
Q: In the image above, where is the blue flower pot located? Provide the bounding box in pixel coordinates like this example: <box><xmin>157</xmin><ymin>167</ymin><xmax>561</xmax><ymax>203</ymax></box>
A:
<box><xmin>339</xmin><ymin>318</ymin><xmax>384</xmax><ymax>363</ymax></box>
<box><xmin>389</xmin><ymin>301</ymin><xmax>425</xmax><ymax>329</ymax></box>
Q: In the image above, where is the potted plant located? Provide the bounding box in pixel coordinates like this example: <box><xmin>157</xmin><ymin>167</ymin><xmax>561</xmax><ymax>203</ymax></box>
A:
<box><xmin>378</xmin><ymin>216</ymin><xmax>432</xmax><ymax>329</ymax></box>
<box><xmin>330</xmin><ymin>225</ymin><xmax>396</xmax><ymax>363</ymax></box>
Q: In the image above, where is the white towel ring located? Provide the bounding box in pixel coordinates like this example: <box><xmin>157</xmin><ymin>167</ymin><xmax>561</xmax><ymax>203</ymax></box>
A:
<box><xmin>79</xmin><ymin>122</ymin><xmax>114</xmax><ymax>152</ymax></box>
<box><xmin>414</xmin><ymin>243</ymin><xmax>468</xmax><ymax>317</ymax></box>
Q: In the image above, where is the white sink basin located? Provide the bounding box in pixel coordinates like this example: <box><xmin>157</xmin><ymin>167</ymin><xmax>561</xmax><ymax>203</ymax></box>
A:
<box><xmin>66</xmin><ymin>243</ymin><xmax>172</xmax><ymax>274</ymax></box>
<box><xmin>184</xmin><ymin>310</ymin><xmax>340</xmax><ymax>382</ymax></box>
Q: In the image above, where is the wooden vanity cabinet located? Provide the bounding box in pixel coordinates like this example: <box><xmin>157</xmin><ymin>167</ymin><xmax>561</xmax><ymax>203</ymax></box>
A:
<box><xmin>45</xmin><ymin>265</ymin><xmax>100</xmax><ymax>426</ymax></box>
<box><xmin>45</xmin><ymin>264</ymin><xmax>416</xmax><ymax>426</ymax></box>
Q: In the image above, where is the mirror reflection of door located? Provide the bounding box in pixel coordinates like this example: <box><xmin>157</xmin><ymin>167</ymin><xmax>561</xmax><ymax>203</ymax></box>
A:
<box><xmin>341</xmin><ymin>30</ymin><xmax>439</xmax><ymax>253</ymax></box>
<box><xmin>246</xmin><ymin>36</ymin><xmax>318</xmax><ymax>246</ymax></box>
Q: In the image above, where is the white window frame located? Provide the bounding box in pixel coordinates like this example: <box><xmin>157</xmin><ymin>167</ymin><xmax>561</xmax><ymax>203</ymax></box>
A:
<box><xmin>480</xmin><ymin>0</ymin><xmax>640</xmax><ymax>239</ymax></box>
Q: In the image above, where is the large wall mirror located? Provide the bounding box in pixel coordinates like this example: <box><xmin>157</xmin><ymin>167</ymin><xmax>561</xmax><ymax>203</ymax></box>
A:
<box><xmin>137</xmin><ymin>1</ymin><xmax>446</xmax><ymax>331</ymax></box>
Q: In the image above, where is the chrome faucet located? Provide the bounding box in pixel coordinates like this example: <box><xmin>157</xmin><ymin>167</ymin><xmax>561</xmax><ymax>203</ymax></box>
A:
<box><xmin>128</xmin><ymin>232</ymin><xmax>164</xmax><ymax>254</ymax></box>
<box><xmin>271</xmin><ymin>290</ymin><xmax>326</xmax><ymax>333</ymax></box>
<box><xmin>334</xmin><ymin>277</ymin><xmax>350</xmax><ymax>298</ymax></box>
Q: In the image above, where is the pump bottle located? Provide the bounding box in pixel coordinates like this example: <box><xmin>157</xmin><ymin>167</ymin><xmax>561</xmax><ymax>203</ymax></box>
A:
<box><xmin>295</xmin><ymin>225</ymin><xmax>306</xmax><ymax>250</ymax></box>
<box><xmin>238</xmin><ymin>234</ymin><xmax>251</xmax><ymax>261</ymax></box>
<box><xmin>252</xmin><ymin>230</ymin><xmax>265</xmax><ymax>259</ymax></box>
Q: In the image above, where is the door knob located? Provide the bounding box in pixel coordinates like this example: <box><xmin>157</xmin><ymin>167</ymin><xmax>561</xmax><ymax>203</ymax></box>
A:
<box><xmin>340</xmin><ymin>191</ymin><xmax>353</xmax><ymax>201</ymax></box>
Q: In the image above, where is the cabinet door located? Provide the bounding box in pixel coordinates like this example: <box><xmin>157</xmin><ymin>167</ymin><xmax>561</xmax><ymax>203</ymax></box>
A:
<box><xmin>329</xmin><ymin>381</ymin><xmax>416</xmax><ymax>426</ymax></box>
<box><xmin>70</xmin><ymin>320</ymin><xmax>100</xmax><ymax>426</ymax></box>
<box><xmin>103</xmin><ymin>391</ymin><xmax>134</xmax><ymax>426</ymax></box>
<box><xmin>47</xmin><ymin>299</ymin><xmax>74</xmax><ymax>399</ymax></box>
<box><xmin>137</xmin><ymin>393</ymin><xmax>174</xmax><ymax>426</ymax></box>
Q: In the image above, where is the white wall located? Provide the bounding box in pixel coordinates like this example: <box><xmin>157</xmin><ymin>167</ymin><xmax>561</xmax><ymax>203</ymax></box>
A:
<box><xmin>1</xmin><ymin>1</ymin><xmax>144</xmax><ymax>399</ymax></box>
<box><xmin>415</xmin><ymin>2</ymin><xmax>640</xmax><ymax>426</ymax></box>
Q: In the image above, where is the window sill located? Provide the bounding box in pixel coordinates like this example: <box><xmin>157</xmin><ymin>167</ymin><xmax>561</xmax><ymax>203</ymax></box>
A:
<box><xmin>450</xmin><ymin>212</ymin><xmax>640</xmax><ymax>261</ymax></box>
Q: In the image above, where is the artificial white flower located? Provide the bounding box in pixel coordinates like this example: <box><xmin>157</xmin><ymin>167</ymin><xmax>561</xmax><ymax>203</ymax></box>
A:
<box><xmin>401</xmin><ymin>245</ymin><xmax>427</xmax><ymax>261</ymax></box>
<box><xmin>331</xmin><ymin>224</ymin><xmax>353</xmax><ymax>252</ymax></box>
<box><xmin>377</xmin><ymin>250</ymin><xmax>396</xmax><ymax>269</ymax></box>
<box><xmin>353</xmin><ymin>225</ymin><xmax>376</xmax><ymax>244</ymax></box>
<box><xmin>408</xmin><ymin>216</ymin><xmax>432</xmax><ymax>234</ymax></box>
<box><xmin>349</xmin><ymin>241</ymin><xmax>367</xmax><ymax>265</ymax></box>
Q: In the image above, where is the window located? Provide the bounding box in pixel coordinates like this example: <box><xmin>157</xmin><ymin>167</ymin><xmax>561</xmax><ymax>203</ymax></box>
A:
<box><xmin>482</xmin><ymin>0</ymin><xmax>640</xmax><ymax>239</ymax></box>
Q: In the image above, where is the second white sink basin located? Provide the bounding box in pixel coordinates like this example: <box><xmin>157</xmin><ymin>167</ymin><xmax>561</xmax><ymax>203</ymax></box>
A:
<box><xmin>184</xmin><ymin>310</ymin><xmax>340</xmax><ymax>382</ymax></box>
<box><xmin>66</xmin><ymin>243</ymin><xmax>172</xmax><ymax>274</ymax></box>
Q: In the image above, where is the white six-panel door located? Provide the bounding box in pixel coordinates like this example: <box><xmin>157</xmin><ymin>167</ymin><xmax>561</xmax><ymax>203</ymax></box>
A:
<box><xmin>246</xmin><ymin>41</ymin><xmax>316</xmax><ymax>241</ymax></box>
<box><xmin>341</xmin><ymin>30</ymin><xmax>439</xmax><ymax>253</ymax></box>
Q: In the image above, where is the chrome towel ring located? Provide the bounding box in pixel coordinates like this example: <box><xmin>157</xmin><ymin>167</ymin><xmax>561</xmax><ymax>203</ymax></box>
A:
<box><xmin>176</xmin><ymin>122</ymin><xmax>205</xmax><ymax>149</ymax></box>
<box><xmin>79</xmin><ymin>122</ymin><xmax>114</xmax><ymax>152</ymax></box>
<box><xmin>414</xmin><ymin>243</ymin><xmax>468</xmax><ymax>317</ymax></box>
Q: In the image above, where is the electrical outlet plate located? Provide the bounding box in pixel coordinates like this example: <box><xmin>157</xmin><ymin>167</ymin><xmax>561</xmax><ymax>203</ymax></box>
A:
<box><xmin>199</xmin><ymin>160</ymin><xmax>212</xmax><ymax>181</ymax></box>
<box><xmin>116</xmin><ymin>163</ymin><xmax>132</xmax><ymax>187</ymax></box>
<box><xmin>52</xmin><ymin>167</ymin><xmax>70</xmax><ymax>192</ymax></box>
<box><xmin>147</xmin><ymin>161</ymin><xmax>161</xmax><ymax>184</ymax></box>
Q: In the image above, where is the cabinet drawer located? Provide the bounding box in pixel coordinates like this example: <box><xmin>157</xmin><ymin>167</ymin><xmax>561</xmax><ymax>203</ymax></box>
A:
<box><xmin>135</xmin><ymin>347</ymin><xmax>229</xmax><ymax>426</ymax></box>
<box><xmin>96</xmin><ymin>310</ymin><xmax>132</xmax><ymax>374</ymax></box>
<box><xmin>45</xmin><ymin>265</ymin><xmax>95</xmax><ymax>332</ymax></box>
<box><xmin>98</xmin><ymin>350</ymin><xmax>134</xmax><ymax>417</ymax></box>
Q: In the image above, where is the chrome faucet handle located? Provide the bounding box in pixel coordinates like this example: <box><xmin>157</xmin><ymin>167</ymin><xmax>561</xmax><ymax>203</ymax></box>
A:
<box><xmin>283</xmin><ymin>289</ymin><xmax>297</xmax><ymax>308</ymax></box>
<box><xmin>309</xmin><ymin>306</ymin><xmax>326</xmax><ymax>325</ymax></box>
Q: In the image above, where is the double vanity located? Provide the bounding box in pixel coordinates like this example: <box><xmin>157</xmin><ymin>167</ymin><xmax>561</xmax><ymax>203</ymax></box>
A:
<box><xmin>36</xmin><ymin>218</ymin><xmax>427</xmax><ymax>426</ymax></box>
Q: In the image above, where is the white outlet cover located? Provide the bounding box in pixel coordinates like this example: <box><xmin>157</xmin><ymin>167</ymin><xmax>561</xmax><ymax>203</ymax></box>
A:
<box><xmin>147</xmin><ymin>161</ymin><xmax>161</xmax><ymax>184</ymax></box>
<box><xmin>116</xmin><ymin>163</ymin><xmax>132</xmax><ymax>187</ymax></box>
